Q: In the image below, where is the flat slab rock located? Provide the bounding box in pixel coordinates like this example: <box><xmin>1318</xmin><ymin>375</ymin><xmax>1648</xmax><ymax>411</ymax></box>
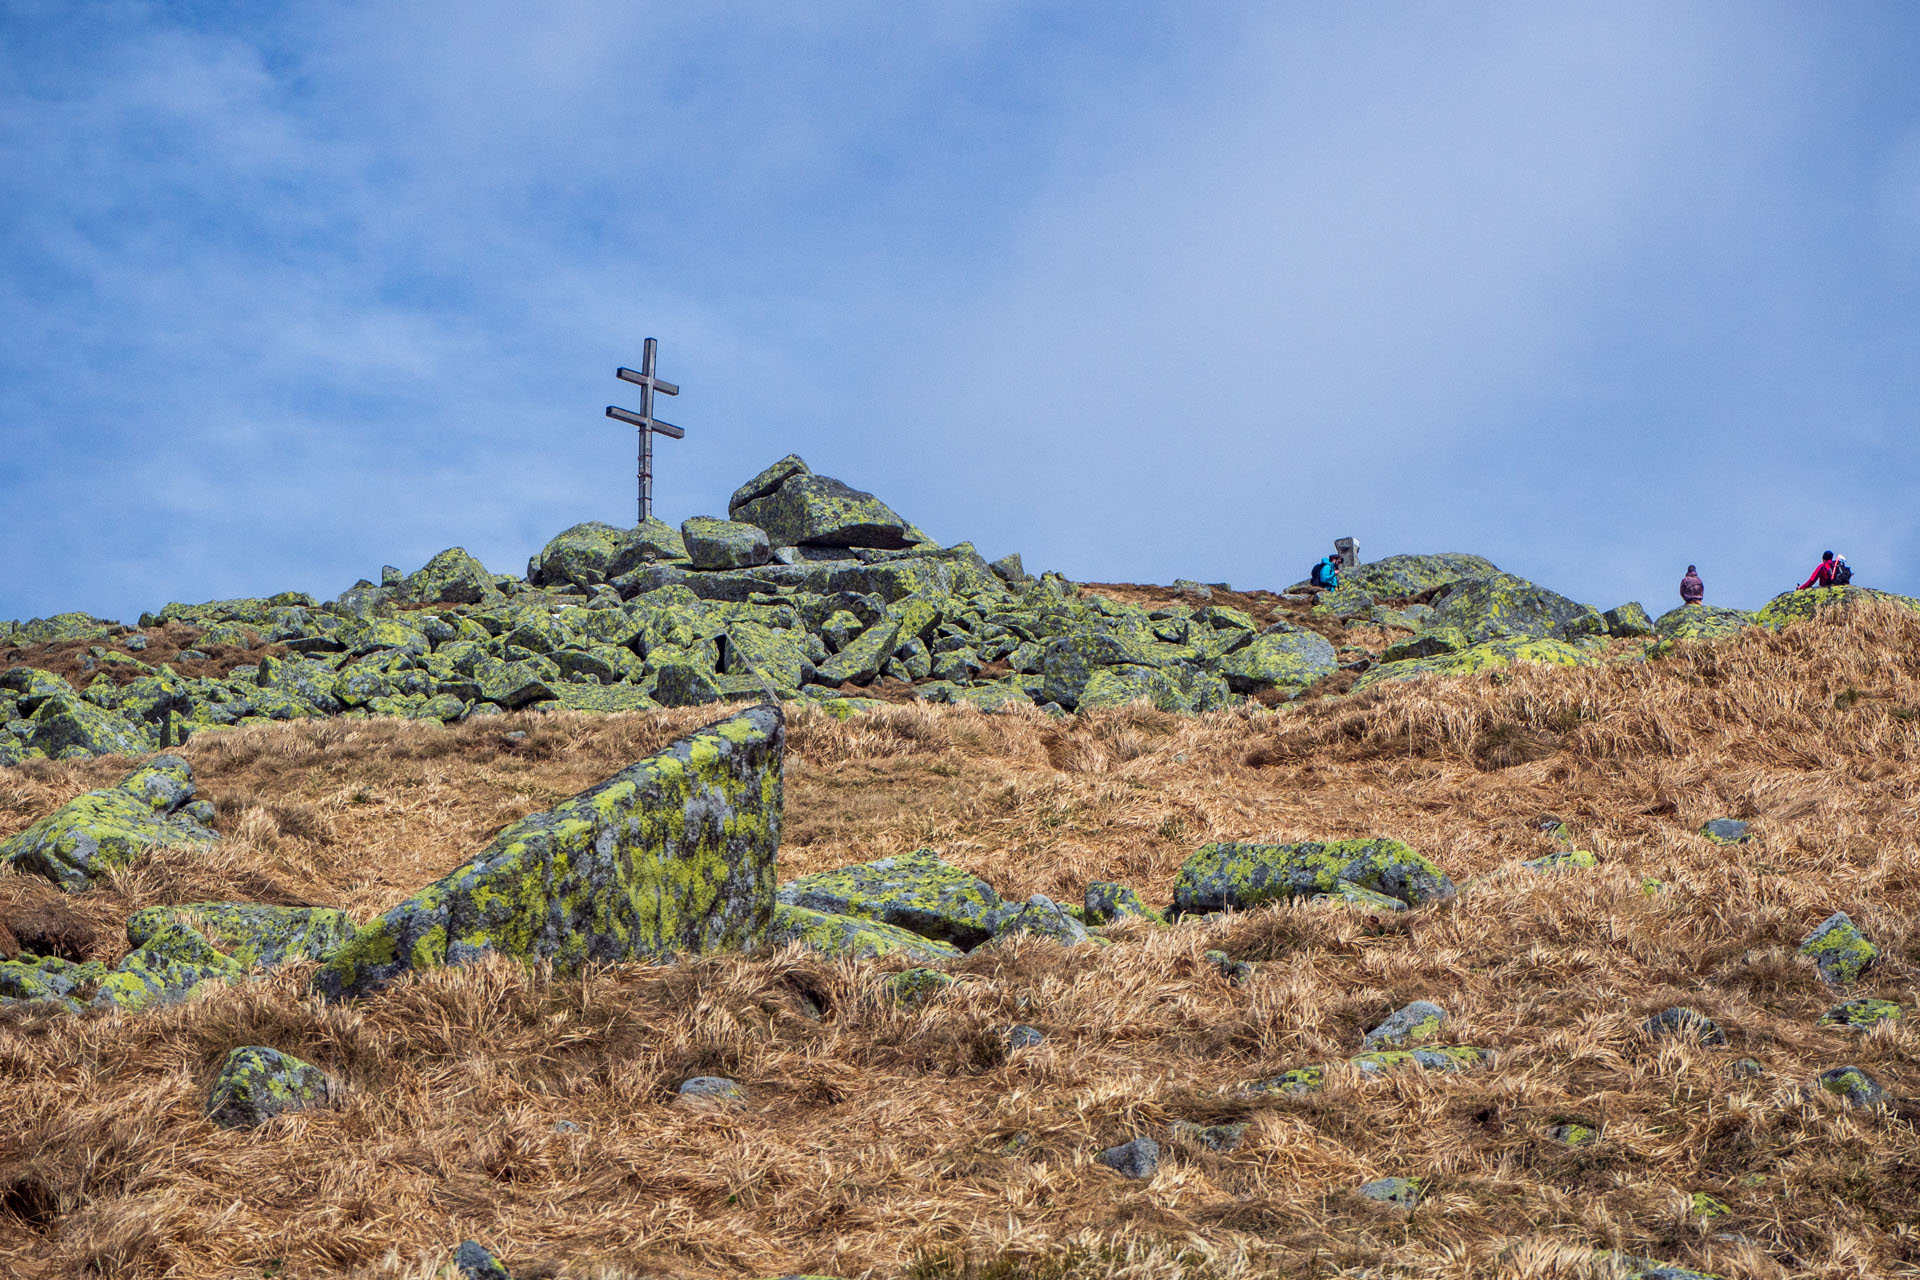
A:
<box><xmin>312</xmin><ymin>705</ymin><xmax>785</xmax><ymax>1000</ymax></box>
<box><xmin>777</xmin><ymin>847</ymin><xmax>1006</xmax><ymax>950</ymax></box>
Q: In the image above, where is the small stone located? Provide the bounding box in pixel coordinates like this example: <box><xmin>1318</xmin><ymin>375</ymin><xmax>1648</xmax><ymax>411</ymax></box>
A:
<box><xmin>1357</xmin><ymin>1176</ymin><xmax>1421</xmax><ymax>1209</ymax></box>
<box><xmin>1521</xmin><ymin>848</ymin><xmax>1599</xmax><ymax>872</ymax></box>
<box><xmin>1204</xmin><ymin>949</ymin><xmax>1253</xmax><ymax>984</ymax></box>
<box><xmin>1700</xmin><ymin>818</ymin><xmax>1751</xmax><ymax>844</ymax></box>
<box><xmin>676</xmin><ymin>1076</ymin><xmax>744</xmax><ymax>1100</ymax></box>
<box><xmin>1814</xmin><ymin>1065</ymin><xmax>1887</xmax><ymax>1108</ymax></box>
<box><xmin>1798</xmin><ymin>911</ymin><xmax>1876</xmax><ymax>985</ymax></box>
<box><xmin>1688</xmin><ymin>1192</ymin><xmax>1731</xmax><ymax>1220</ymax></box>
<box><xmin>552</xmin><ymin>1120</ymin><xmax>582</xmax><ymax>1134</ymax></box>
<box><xmin>1095</xmin><ymin>1136</ymin><xmax>1160</xmax><ymax>1179</ymax></box>
<box><xmin>1246</xmin><ymin>1065</ymin><xmax>1324</xmax><ymax>1095</ymax></box>
<box><xmin>1547</xmin><ymin>1121</ymin><xmax>1599</xmax><ymax>1146</ymax></box>
<box><xmin>1818</xmin><ymin>998</ymin><xmax>1903</xmax><ymax>1031</ymax></box>
<box><xmin>1168</xmin><ymin>1120</ymin><xmax>1247</xmax><ymax>1152</ymax></box>
<box><xmin>887</xmin><ymin>967</ymin><xmax>957</xmax><ymax>1007</ymax></box>
<box><xmin>1349</xmin><ymin>1046</ymin><xmax>1490</xmax><ymax>1077</ymax></box>
<box><xmin>205</xmin><ymin>1046</ymin><xmax>332</xmax><ymax>1129</ymax></box>
<box><xmin>1643</xmin><ymin>1007</ymin><xmax>1726</xmax><ymax>1046</ymax></box>
<box><xmin>993</xmin><ymin>893</ymin><xmax>1090</xmax><ymax>946</ymax></box>
<box><xmin>1728</xmin><ymin>1058</ymin><xmax>1767</xmax><ymax>1080</ymax></box>
<box><xmin>452</xmin><ymin>1240</ymin><xmax>512</xmax><ymax>1280</ymax></box>
<box><xmin>1363</xmin><ymin>1001</ymin><xmax>1448</xmax><ymax>1049</ymax></box>
<box><xmin>1005</xmin><ymin>1024</ymin><xmax>1045</xmax><ymax>1049</ymax></box>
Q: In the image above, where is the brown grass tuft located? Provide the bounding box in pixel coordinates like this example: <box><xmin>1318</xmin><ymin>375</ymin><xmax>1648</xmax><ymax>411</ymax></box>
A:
<box><xmin>3</xmin><ymin>605</ymin><xmax>1920</xmax><ymax>1276</ymax></box>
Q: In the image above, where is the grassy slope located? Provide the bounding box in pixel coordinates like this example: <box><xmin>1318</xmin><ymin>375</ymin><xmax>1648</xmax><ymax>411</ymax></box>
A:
<box><xmin>3</xmin><ymin>600</ymin><xmax>1919</xmax><ymax>1279</ymax></box>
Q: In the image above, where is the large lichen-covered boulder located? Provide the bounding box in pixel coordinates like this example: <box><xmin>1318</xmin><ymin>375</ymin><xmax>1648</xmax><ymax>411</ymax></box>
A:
<box><xmin>25</xmin><ymin>693</ymin><xmax>149</xmax><ymax>759</ymax></box>
<box><xmin>205</xmin><ymin>1046</ymin><xmax>334</xmax><ymax>1129</ymax></box>
<box><xmin>729</xmin><ymin>453</ymin><xmax>813</xmax><ymax>514</ymax></box>
<box><xmin>1171</xmin><ymin>838</ymin><xmax>1455</xmax><ymax>917</ymax></box>
<box><xmin>1603</xmin><ymin>602</ymin><xmax>1654</xmax><ymax>637</ymax></box>
<box><xmin>1036</xmin><ymin>633</ymin><xmax>1162</xmax><ymax>709</ymax></box>
<box><xmin>765</xmin><ymin>903</ymin><xmax>963</xmax><ymax>962</ymax></box>
<box><xmin>1339</xmin><ymin>553</ymin><xmax>1500</xmax><ymax>599</ymax></box>
<box><xmin>2</xmin><ymin>755</ymin><xmax>217</xmax><ymax>890</ymax></box>
<box><xmin>528</xmin><ymin>520</ymin><xmax>685</xmax><ymax>589</ymax></box>
<box><xmin>398</xmin><ymin>547</ymin><xmax>498</xmax><ymax>606</ymax></box>
<box><xmin>126</xmin><ymin>903</ymin><xmax>356</xmax><ymax>970</ymax></box>
<box><xmin>1430</xmin><ymin>572</ymin><xmax>1605</xmax><ymax>644</ymax></box>
<box><xmin>93</xmin><ymin>918</ymin><xmax>244</xmax><ymax>1011</ymax></box>
<box><xmin>777</xmin><ymin>847</ymin><xmax>1007</xmax><ymax>949</ymax></box>
<box><xmin>732</xmin><ymin>467</ymin><xmax>915</xmax><ymax>550</ymax></box>
<box><xmin>682</xmin><ymin>517</ymin><xmax>773</xmax><ymax>570</ymax></box>
<box><xmin>1754</xmin><ymin>585</ymin><xmax>1920</xmax><ymax>629</ymax></box>
<box><xmin>1217</xmin><ymin>628</ymin><xmax>1337</xmax><ymax>696</ymax></box>
<box><xmin>1653</xmin><ymin>604</ymin><xmax>1752</xmax><ymax>643</ymax></box>
<box><xmin>1075</xmin><ymin>665</ymin><xmax>1192</xmax><ymax>713</ymax></box>
<box><xmin>1352</xmin><ymin>636</ymin><xmax>1596</xmax><ymax>693</ymax></box>
<box><xmin>312</xmin><ymin>705</ymin><xmax>785</xmax><ymax>1001</ymax></box>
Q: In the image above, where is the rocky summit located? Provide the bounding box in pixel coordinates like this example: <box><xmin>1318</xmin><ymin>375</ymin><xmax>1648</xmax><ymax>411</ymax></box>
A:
<box><xmin>6</xmin><ymin>455</ymin><xmax>1920</xmax><ymax>772</ymax></box>
<box><xmin>4</xmin><ymin>457</ymin><xmax>1920</xmax><ymax>1280</ymax></box>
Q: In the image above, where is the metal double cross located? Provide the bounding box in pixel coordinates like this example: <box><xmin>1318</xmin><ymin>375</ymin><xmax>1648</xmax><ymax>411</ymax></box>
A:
<box><xmin>607</xmin><ymin>337</ymin><xmax>684</xmax><ymax>523</ymax></box>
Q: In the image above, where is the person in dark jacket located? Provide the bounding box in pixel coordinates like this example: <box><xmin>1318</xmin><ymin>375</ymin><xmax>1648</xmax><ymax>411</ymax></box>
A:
<box><xmin>1799</xmin><ymin>551</ymin><xmax>1839</xmax><ymax>591</ymax></box>
<box><xmin>1680</xmin><ymin>566</ymin><xmax>1704</xmax><ymax>605</ymax></box>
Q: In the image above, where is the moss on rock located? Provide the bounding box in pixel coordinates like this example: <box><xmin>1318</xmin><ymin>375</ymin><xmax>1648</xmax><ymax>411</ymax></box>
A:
<box><xmin>765</xmin><ymin>903</ymin><xmax>963</xmax><ymax>962</ymax></box>
<box><xmin>125</xmin><ymin>902</ymin><xmax>356</xmax><ymax>970</ymax></box>
<box><xmin>205</xmin><ymin>1045</ymin><xmax>332</xmax><ymax>1128</ymax></box>
<box><xmin>778</xmin><ymin>847</ymin><xmax>1006</xmax><ymax>949</ymax></box>
<box><xmin>1799</xmin><ymin>911</ymin><xmax>1875</xmax><ymax>985</ymax></box>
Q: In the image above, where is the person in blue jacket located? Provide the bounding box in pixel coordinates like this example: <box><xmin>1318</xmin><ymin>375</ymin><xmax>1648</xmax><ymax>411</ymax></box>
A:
<box><xmin>1310</xmin><ymin>554</ymin><xmax>1341</xmax><ymax>590</ymax></box>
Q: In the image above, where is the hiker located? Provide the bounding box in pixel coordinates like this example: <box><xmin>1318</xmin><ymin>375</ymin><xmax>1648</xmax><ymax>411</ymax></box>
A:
<box><xmin>1680</xmin><ymin>565</ymin><xmax>1704</xmax><ymax>605</ymax></box>
<box><xmin>1798</xmin><ymin>550</ymin><xmax>1846</xmax><ymax>591</ymax></box>
<box><xmin>1309</xmin><ymin>553</ymin><xmax>1341</xmax><ymax>591</ymax></box>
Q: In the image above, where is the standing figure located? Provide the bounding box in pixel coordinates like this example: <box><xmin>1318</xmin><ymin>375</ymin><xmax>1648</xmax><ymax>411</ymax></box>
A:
<box><xmin>1680</xmin><ymin>565</ymin><xmax>1704</xmax><ymax>605</ymax></box>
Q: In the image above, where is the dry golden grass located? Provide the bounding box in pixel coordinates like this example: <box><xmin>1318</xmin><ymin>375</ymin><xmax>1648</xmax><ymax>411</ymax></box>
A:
<box><xmin>4</xmin><ymin>601</ymin><xmax>1920</xmax><ymax>1278</ymax></box>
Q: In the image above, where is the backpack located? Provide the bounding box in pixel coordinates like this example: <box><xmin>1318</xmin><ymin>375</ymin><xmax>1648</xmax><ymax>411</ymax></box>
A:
<box><xmin>1831</xmin><ymin>561</ymin><xmax>1853</xmax><ymax>586</ymax></box>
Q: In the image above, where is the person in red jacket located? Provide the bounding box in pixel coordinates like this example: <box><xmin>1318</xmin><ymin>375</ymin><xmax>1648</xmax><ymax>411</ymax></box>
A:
<box><xmin>1798</xmin><ymin>551</ymin><xmax>1838</xmax><ymax>591</ymax></box>
<box><xmin>1680</xmin><ymin>566</ymin><xmax>1704</xmax><ymax>605</ymax></box>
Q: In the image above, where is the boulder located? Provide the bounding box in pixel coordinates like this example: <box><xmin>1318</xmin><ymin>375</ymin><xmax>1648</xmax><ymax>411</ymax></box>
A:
<box><xmin>529</xmin><ymin>520</ymin><xmax>684</xmax><ymax>590</ymax></box>
<box><xmin>1380</xmin><ymin>628</ymin><xmax>1469</xmax><ymax>662</ymax></box>
<box><xmin>992</xmin><ymin>894</ymin><xmax>1090</xmax><ymax>946</ymax></box>
<box><xmin>989</xmin><ymin>553</ymin><xmax>1029</xmax><ymax>584</ymax></box>
<box><xmin>1754</xmin><ymin>585</ymin><xmax>1920</xmax><ymax>629</ymax></box>
<box><xmin>765</xmin><ymin>903</ymin><xmax>963</xmax><ymax>962</ymax></box>
<box><xmin>205</xmin><ymin>1046</ymin><xmax>333</xmax><ymax>1128</ymax></box>
<box><xmin>398</xmin><ymin>548</ymin><xmax>497</xmax><ymax>606</ymax></box>
<box><xmin>125</xmin><ymin>903</ymin><xmax>355</xmax><ymax>970</ymax></box>
<box><xmin>0</xmin><ymin>955</ymin><xmax>109</xmax><ymax>1010</ymax></box>
<box><xmin>1338</xmin><ymin>553</ymin><xmax>1500</xmax><ymax>598</ymax></box>
<box><xmin>1352</xmin><ymin>636</ymin><xmax>1597</xmax><ymax>693</ymax></box>
<box><xmin>1818</xmin><ymin>998</ymin><xmax>1902</xmax><ymax>1030</ymax></box>
<box><xmin>1799</xmin><ymin>911</ymin><xmax>1875</xmax><ymax>985</ymax></box>
<box><xmin>1363</xmin><ymin>1001</ymin><xmax>1448</xmax><ymax>1049</ymax></box>
<box><xmin>26</xmin><ymin>693</ymin><xmax>148</xmax><ymax>758</ymax></box>
<box><xmin>1216</xmin><ymin>628</ymin><xmax>1338</xmax><ymax>696</ymax></box>
<box><xmin>1074</xmin><ymin>665</ymin><xmax>1192</xmax><ymax>713</ymax></box>
<box><xmin>887</xmin><ymin>966</ymin><xmax>956</xmax><ymax>1006</ymax></box>
<box><xmin>1653</xmin><ymin>604</ymin><xmax>1752</xmax><ymax>643</ymax></box>
<box><xmin>2</xmin><ymin>756</ymin><xmax>217</xmax><ymax>890</ymax></box>
<box><xmin>682</xmin><ymin>517</ymin><xmax>773</xmax><ymax>571</ymax></box>
<box><xmin>778</xmin><ymin>848</ymin><xmax>1006</xmax><ymax>950</ymax></box>
<box><xmin>732</xmin><ymin>468</ymin><xmax>915</xmax><ymax>550</ymax></box>
<box><xmin>1083</xmin><ymin>882</ymin><xmax>1160</xmax><ymax>926</ymax></box>
<box><xmin>312</xmin><ymin>705</ymin><xmax>784</xmax><ymax>1000</ymax></box>
<box><xmin>1430</xmin><ymin>572</ymin><xmax>1605</xmax><ymax>644</ymax></box>
<box><xmin>1603</xmin><ymin>602</ymin><xmax>1654</xmax><ymax>637</ymax></box>
<box><xmin>452</xmin><ymin>1242</ymin><xmax>513</xmax><ymax>1280</ymax></box>
<box><xmin>93</xmin><ymin>918</ymin><xmax>244</xmax><ymax>1011</ymax></box>
<box><xmin>1171</xmin><ymin>838</ymin><xmax>1455</xmax><ymax>916</ymax></box>
<box><xmin>1349</xmin><ymin>1046</ymin><xmax>1490</xmax><ymax>1077</ymax></box>
<box><xmin>728</xmin><ymin>453</ymin><xmax>812</xmax><ymax>513</ymax></box>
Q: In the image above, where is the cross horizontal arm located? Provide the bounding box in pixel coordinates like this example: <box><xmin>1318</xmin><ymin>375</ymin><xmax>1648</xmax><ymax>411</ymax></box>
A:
<box><xmin>616</xmin><ymin>367</ymin><xmax>679</xmax><ymax>396</ymax></box>
<box><xmin>606</xmin><ymin>405</ymin><xmax>686</xmax><ymax>438</ymax></box>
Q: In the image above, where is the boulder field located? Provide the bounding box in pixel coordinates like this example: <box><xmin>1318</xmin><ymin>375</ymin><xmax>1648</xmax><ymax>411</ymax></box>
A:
<box><xmin>6</xmin><ymin>454</ymin><xmax>1919</xmax><ymax>768</ymax></box>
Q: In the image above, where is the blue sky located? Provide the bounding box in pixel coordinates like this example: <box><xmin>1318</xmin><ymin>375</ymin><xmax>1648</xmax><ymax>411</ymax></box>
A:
<box><xmin>4</xmin><ymin>2</ymin><xmax>1919</xmax><ymax>623</ymax></box>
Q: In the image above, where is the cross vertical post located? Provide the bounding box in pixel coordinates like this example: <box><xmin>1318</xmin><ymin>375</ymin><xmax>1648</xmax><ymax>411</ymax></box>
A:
<box><xmin>607</xmin><ymin>337</ymin><xmax>684</xmax><ymax>524</ymax></box>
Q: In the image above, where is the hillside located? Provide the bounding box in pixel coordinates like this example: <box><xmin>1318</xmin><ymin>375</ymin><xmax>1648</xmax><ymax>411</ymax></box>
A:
<box><xmin>3</xmin><ymin>593</ymin><xmax>1919</xmax><ymax>1279</ymax></box>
